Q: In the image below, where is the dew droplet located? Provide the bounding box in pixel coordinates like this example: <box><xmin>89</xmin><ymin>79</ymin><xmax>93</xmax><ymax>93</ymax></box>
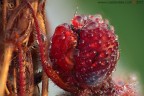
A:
<box><xmin>81</xmin><ymin>67</ymin><xmax>86</xmax><ymax>72</ymax></box>
<box><xmin>61</xmin><ymin>35</ymin><xmax>65</xmax><ymax>40</ymax></box>
<box><xmin>98</xmin><ymin>40</ymin><xmax>102</xmax><ymax>44</ymax></box>
<box><xmin>93</xmin><ymin>51</ymin><xmax>97</xmax><ymax>54</ymax></box>
<box><xmin>86</xmin><ymin>22</ymin><xmax>98</xmax><ymax>30</ymax></box>
<box><xmin>110</xmin><ymin>25</ymin><xmax>115</xmax><ymax>33</ymax></box>
<box><xmin>83</xmin><ymin>16</ymin><xmax>88</xmax><ymax>21</ymax></box>
<box><xmin>104</xmin><ymin>19</ymin><xmax>109</xmax><ymax>25</ymax></box>
<box><xmin>115</xmin><ymin>35</ymin><xmax>118</xmax><ymax>40</ymax></box>
<box><xmin>95</xmin><ymin>14</ymin><xmax>102</xmax><ymax>20</ymax></box>
<box><xmin>80</xmin><ymin>40</ymin><xmax>85</xmax><ymax>44</ymax></box>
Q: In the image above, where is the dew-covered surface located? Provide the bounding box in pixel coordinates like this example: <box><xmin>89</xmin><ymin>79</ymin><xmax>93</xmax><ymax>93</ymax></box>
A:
<box><xmin>49</xmin><ymin>14</ymin><xmax>119</xmax><ymax>92</ymax></box>
<box><xmin>40</xmin><ymin>64</ymin><xmax>141</xmax><ymax>96</ymax></box>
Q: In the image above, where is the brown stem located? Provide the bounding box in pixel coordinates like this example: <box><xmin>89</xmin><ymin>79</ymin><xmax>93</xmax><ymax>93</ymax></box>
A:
<box><xmin>0</xmin><ymin>43</ymin><xmax>14</xmax><ymax>96</ymax></box>
<box><xmin>13</xmin><ymin>67</ymin><xmax>17</xmax><ymax>96</ymax></box>
<box><xmin>6</xmin><ymin>2</ymin><xmax>26</xmax><ymax>31</ymax></box>
<box><xmin>15</xmin><ymin>0</ymin><xmax>20</xmax><ymax>7</ymax></box>
<box><xmin>39</xmin><ymin>0</ymin><xmax>50</xmax><ymax>36</ymax></box>
<box><xmin>2</xmin><ymin>0</ymin><xmax>7</xmax><ymax>31</ymax></box>
<box><xmin>42</xmin><ymin>71</ymin><xmax>49</xmax><ymax>96</ymax></box>
<box><xmin>5</xmin><ymin>85</ymin><xmax>10</xmax><ymax>95</ymax></box>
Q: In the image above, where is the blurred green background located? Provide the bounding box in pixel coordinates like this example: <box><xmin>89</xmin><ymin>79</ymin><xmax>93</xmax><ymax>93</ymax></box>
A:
<box><xmin>47</xmin><ymin>0</ymin><xmax>144</xmax><ymax>95</ymax></box>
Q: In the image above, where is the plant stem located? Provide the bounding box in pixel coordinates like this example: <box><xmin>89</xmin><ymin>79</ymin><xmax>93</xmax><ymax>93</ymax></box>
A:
<box><xmin>0</xmin><ymin>44</ymin><xmax>14</xmax><ymax>96</ymax></box>
<box><xmin>13</xmin><ymin>67</ymin><xmax>17</xmax><ymax>96</ymax></box>
<box><xmin>42</xmin><ymin>71</ymin><xmax>49</xmax><ymax>96</ymax></box>
<box><xmin>15</xmin><ymin>0</ymin><xmax>20</xmax><ymax>7</ymax></box>
<box><xmin>2</xmin><ymin>0</ymin><xmax>7</xmax><ymax>31</ymax></box>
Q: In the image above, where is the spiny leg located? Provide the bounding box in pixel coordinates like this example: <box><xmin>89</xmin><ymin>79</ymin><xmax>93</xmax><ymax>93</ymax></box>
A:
<box><xmin>0</xmin><ymin>43</ymin><xmax>14</xmax><ymax>96</ymax></box>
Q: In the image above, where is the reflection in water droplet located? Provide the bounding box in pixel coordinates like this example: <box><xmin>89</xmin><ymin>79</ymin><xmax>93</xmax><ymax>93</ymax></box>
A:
<box><xmin>86</xmin><ymin>22</ymin><xmax>98</xmax><ymax>30</ymax></box>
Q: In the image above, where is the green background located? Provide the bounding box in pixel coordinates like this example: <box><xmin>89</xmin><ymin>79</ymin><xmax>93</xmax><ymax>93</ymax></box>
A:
<box><xmin>76</xmin><ymin>0</ymin><xmax>144</xmax><ymax>91</ymax></box>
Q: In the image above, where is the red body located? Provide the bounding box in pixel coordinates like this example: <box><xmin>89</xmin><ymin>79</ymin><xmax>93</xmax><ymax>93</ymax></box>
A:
<box><xmin>49</xmin><ymin>15</ymin><xmax>119</xmax><ymax>89</ymax></box>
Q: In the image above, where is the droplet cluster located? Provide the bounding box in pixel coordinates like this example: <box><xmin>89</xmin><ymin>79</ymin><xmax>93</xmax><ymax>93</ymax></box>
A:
<box><xmin>49</xmin><ymin>14</ymin><xmax>119</xmax><ymax>88</ymax></box>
